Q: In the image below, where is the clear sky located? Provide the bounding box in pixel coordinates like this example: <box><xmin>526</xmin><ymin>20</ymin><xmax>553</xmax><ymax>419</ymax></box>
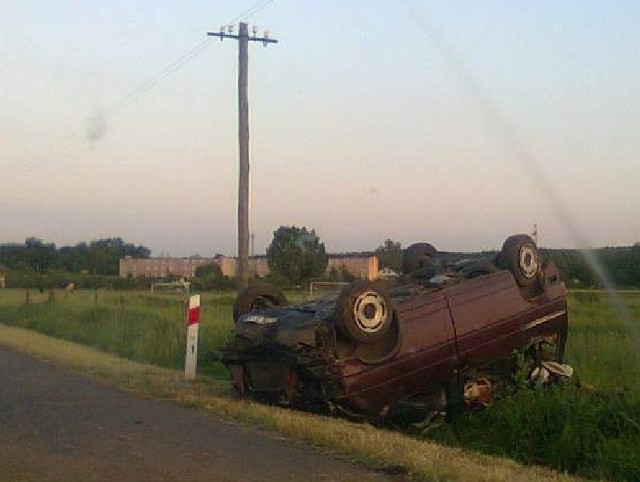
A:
<box><xmin>2</xmin><ymin>1</ymin><xmax>639</xmax><ymax>256</ymax></box>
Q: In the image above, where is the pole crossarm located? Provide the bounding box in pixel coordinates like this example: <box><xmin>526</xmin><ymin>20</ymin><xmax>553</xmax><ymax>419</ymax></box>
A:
<box><xmin>207</xmin><ymin>32</ymin><xmax>278</xmax><ymax>45</ymax></box>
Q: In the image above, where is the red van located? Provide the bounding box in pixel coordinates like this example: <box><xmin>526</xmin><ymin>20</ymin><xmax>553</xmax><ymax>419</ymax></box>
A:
<box><xmin>222</xmin><ymin>235</ymin><xmax>568</xmax><ymax>419</ymax></box>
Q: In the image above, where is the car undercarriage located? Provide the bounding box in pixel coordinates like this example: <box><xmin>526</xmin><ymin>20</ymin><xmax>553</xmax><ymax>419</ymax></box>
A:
<box><xmin>221</xmin><ymin>234</ymin><xmax>571</xmax><ymax>421</ymax></box>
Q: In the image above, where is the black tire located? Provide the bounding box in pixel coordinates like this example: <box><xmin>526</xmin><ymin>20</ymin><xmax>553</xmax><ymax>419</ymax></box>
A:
<box><xmin>402</xmin><ymin>242</ymin><xmax>437</xmax><ymax>274</ymax></box>
<box><xmin>233</xmin><ymin>283</ymin><xmax>287</xmax><ymax>322</ymax></box>
<box><xmin>334</xmin><ymin>280</ymin><xmax>393</xmax><ymax>344</ymax></box>
<box><xmin>496</xmin><ymin>234</ymin><xmax>542</xmax><ymax>298</ymax></box>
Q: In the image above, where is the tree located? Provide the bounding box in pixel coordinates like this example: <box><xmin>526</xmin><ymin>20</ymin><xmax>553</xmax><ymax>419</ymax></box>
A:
<box><xmin>24</xmin><ymin>237</ymin><xmax>57</xmax><ymax>272</ymax></box>
<box><xmin>192</xmin><ymin>263</ymin><xmax>234</xmax><ymax>291</ymax></box>
<box><xmin>266</xmin><ymin>226</ymin><xmax>328</xmax><ymax>285</ymax></box>
<box><xmin>375</xmin><ymin>239</ymin><xmax>403</xmax><ymax>272</ymax></box>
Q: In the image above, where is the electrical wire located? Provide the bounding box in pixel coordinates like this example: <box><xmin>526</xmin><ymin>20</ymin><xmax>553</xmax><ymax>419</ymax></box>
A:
<box><xmin>228</xmin><ymin>0</ymin><xmax>276</xmax><ymax>25</ymax></box>
<box><xmin>104</xmin><ymin>38</ymin><xmax>214</xmax><ymax>118</ymax></box>
<box><xmin>29</xmin><ymin>0</ymin><xmax>278</xmax><ymax>166</ymax></box>
<box><xmin>105</xmin><ymin>0</ymin><xmax>276</xmax><ymax>119</ymax></box>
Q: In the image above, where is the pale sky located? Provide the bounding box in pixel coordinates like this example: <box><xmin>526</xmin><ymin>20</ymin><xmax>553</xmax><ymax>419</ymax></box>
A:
<box><xmin>2</xmin><ymin>1</ymin><xmax>639</xmax><ymax>256</ymax></box>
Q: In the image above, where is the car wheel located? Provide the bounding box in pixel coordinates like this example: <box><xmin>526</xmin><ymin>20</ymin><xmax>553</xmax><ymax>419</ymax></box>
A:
<box><xmin>334</xmin><ymin>281</ymin><xmax>393</xmax><ymax>344</ymax></box>
<box><xmin>496</xmin><ymin>234</ymin><xmax>542</xmax><ymax>297</ymax></box>
<box><xmin>233</xmin><ymin>283</ymin><xmax>287</xmax><ymax>322</ymax></box>
<box><xmin>402</xmin><ymin>242</ymin><xmax>437</xmax><ymax>274</ymax></box>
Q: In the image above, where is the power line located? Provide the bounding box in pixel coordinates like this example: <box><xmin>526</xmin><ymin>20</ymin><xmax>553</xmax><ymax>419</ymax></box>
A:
<box><xmin>30</xmin><ymin>0</ymin><xmax>279</xmax><ymax>165</ymax></box>
<box><xmin>105</xmin><ymin>38</ymin><xmax>214</xmax><ymax>118</ymax></box>
<box><xmin>29</xmin><ymin>36</ymin><xmax>216</xmax><ymax>166</ymax></box>
<box><xmin>105</xmin><ymin>0</ymin><xmax>277</xmax><ymax>118</ymax></box>
<box><xmin>229</xmin><ymin>0</ymin><xmax>276</xmax><ymax>24</ymax></box>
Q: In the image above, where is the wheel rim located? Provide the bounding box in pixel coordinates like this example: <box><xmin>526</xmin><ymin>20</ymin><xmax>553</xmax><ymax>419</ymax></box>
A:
<box><xmin>518</xmin><ymin>245</ymin><xmax>538</xmax><ymax>278</ymax></box>
<box><xmin>352</xmin><ymin>291</ymin><xmax>388</xmax><ymax>333</ymax></box>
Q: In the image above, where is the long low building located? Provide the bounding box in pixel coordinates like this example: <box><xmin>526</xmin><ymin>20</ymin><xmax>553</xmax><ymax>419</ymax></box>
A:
<box><xmin>119</xmin><ymin>253</ymin><xmax>378</xmax><ymax>281</ymax></box>
<box><xmin>119</xmin><ymin>256</ymin><xmax>216</xmax><ymax>279</ymax></box>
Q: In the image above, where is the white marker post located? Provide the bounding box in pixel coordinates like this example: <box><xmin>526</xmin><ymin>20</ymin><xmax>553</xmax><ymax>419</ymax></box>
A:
<box><xmin>184</xmin><ymin>294</ymin><xmax>200</xmax><ymax>381</ymax></box>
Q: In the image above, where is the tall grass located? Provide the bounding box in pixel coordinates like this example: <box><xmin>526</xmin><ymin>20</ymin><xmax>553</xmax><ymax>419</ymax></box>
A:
<box><xmin>427</xmin><ymin>386</ymin><xmax>640</xmax><ymax>481</ymax></box>
<box><xmin>0</xmin><ymin>289</ymin><xmax>235</xmax><ymax>373</ymax></box>
<box><xmin>566</xmin><ymin>291</ymin><xmax>640</xmax><ymax>394</ymax></box>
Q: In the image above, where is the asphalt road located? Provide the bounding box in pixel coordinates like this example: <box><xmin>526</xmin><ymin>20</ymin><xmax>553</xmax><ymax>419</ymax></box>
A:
<box><xmin>0</xmin><ymin>346</ymin><xmax>405</xmax><ymax>482</ymax></box>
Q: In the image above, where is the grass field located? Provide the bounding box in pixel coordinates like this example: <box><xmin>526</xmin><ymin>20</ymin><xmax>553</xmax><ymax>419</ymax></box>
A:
<box><xmin>566</xmin><ymin>291</ymin><xmax>640</xmax><ymax>393</ymax></box>
<box><xmin>0</xmin><ymin>289</ymin><xmax>237</xmax><ymax>377</ymax></box>
<box><xmin>1</xmin><ymin>287</ymin><xmax>639</xmax><ymax>480</ymax></box>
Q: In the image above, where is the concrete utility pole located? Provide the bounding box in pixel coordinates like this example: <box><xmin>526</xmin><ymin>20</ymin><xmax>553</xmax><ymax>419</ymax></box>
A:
<box><xmin>208</xmin><ymin>23</ymin><xmax>277</xmax><ymax>288</ymax></box>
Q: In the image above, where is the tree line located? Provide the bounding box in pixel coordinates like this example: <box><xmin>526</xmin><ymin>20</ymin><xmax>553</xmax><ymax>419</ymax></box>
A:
<box><xmin>2</xmin><ymin>233</ymin><xmax>639</xmax><ymax>290</ymax></box>
<box><xmin>0</xmin><ymin>237</ymin><xmax>151</xmax><ymax>286</ymax></box>
<box><xmin>542</xmin><ymin>245</ymin><xmax>640</xmax><ymax>289</ymax></box>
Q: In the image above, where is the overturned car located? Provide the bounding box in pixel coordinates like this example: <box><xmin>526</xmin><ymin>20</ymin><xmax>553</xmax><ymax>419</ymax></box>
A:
<box><xmin>222</xmin><ymin>235</ymin><xmax>569</xmax><ymax>420</ymax></box>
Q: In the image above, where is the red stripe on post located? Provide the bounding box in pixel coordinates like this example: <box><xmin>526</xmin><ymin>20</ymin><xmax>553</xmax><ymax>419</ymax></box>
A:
<box><xmin>187</xmin><ymin>294</ymin><xmax>201</xmax><ymax>325</ymax></box>
<box><xmin>188</xmin><ymin>306</ymin><xmax>200</xmax><ymax>325</ymax></box>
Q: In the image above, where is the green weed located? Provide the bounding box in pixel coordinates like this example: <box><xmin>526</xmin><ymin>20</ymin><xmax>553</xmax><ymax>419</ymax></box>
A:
<box><xmin>427</xmin><ymin>386</ymin><xmax>640</xmax><ymax>481</ymax></box>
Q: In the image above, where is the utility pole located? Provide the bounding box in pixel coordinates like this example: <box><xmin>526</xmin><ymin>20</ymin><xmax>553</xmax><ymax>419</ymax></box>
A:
<box><xmin>208</xmin><ymin>23</ymin><xmax>277</xmax><ymax>288</ymax></box>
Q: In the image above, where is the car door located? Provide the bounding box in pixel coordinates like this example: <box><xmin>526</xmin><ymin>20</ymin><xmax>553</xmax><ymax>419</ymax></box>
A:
<box><xmin>445</xmin><ymin>271</ymin><xmax>532</xmax><ymax>371</ymax></box>
<box><xmin>339</xmin><ymin>288</ymin><xmax>458</xmax><ymax>410</ymax></box>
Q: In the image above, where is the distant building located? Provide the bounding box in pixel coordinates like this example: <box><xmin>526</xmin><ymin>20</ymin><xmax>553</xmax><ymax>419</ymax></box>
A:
<box><xmin>119</xmin><ymin>256</ymin><xmax>216</xmax><ymax>279</ymax></box>
<box><xmin>216</xmin><ymin>256</ymin><xmax>270</xmax><ymax>278</ymax></box>
<box><xmin>0</xmin><ymin>271</ymin><xmax>5</xmax><ymax>288</ymax></box>
<box><xmin>119</xmin><ymin>253</ymin><xmax>379</xmax><ymax>281</ymax></box>
<box><xmin>327</xmin><ymin>253</ymin><xmax>379</xmax><ymax>281</ymax></box>
<box><xmin>119</xmin><ymin>255</ymin><xmax>269</xmax><ymax>279</ymax></box>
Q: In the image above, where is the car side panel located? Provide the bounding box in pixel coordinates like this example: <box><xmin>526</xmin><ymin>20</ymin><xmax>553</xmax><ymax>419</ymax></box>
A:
<box><xmin>337</xmin><ymin>291</ymin><xmax>457</xmax><ymax>411</ymax></box>
<box><xmin>446</xmin><ymin>271</ymin><xmax>566</xmax><ymax>370</ymax></box>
